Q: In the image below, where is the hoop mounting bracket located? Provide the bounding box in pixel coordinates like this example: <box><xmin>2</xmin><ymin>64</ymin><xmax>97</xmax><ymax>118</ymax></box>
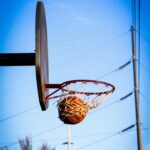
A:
<box><xmin>0</xmin><ymin>53</ymin><xmax>35</xmax><ymax>66</ymax></box>
<box><xmin>45</xmin><ymin>84</ymin><xmax>61</xmax><ymax>89</ymax></box>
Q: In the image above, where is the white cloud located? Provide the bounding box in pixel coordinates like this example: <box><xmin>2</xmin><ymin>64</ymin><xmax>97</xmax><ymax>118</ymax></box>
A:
<box><xmin>53</xmin><ymin>2</ymin><xmax>91</xmax><ymax>25</ymax></box>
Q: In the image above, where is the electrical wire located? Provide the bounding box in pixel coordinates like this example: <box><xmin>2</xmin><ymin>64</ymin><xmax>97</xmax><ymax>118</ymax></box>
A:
<box><xmin>0</xmin><ymin>59</ymin><xmax>132</xmax><ymax>125</ymax></box>
<box><xmin>20</xmin><ymin>125</ymin><xmax>138</xmax><ymax>144</ymax></box>
<box><xmin>0</xmin><ymin>30</ymin><xmax>131</xmax><ymax>125</ymax></box>
<box><xmin>134</xmin><ymin>29</ymin><xmax>150</xmax><ymax>47</ymax></box>
<box><xmin>32</xmin><ymin>124</ymin><xmax>64</xmax><ymax>138</ymax></box>
<box><xmin>76</xmin><ymin>124</ymin><xmax>135</xmax><ymax>150</ymax></box>
<box><xmin>0</xmin><ymin>90</ymin><xmax>134</xmax><ymax>147</ymax></box>
<box><xmin>71</xmin><ymin>134</ymin><xmax>118</xmax><ymax>150</ymax></box>
<box><xmin>0</xmin><ymin>105</ymin><xmax>39</xmax><ymax>123</ymax></box>
<box><xmin>90</xmin><ymin>92</ymin><xmax>133</xmax><ymax>115</ymax></box>
<box><xmin>31</xmin><ymin>130</ymin><xmax>121</xmax><ymax>142</ymax></box>
<box><xmin>132</xmin><ymin>0</ymin><xmax>136</xmax><ymax>46</ymax></box>
<box><xmin>138</xmin><ymin>0</ymin><xmax>141</xmax><ymax>100</ymax></box>
<box><xmin>142</xmin><ymin>127</ymin><xmax>150</xmax><ymax>133</ymax></box>
<box><xmin>0</xmin><ymin>124</ymin><xmax>64</xmax><ymax>148</ymax></box>
<box><xmin>0</xmin><ymin>132</ymin><xmax>117</xmax><ymax>148</ymax></box>
<box><xmin>131</xmin><ymin>0</ymin><xmax>136</xmax><ymax>28</ymax></box>
<box><xmin>1</xmin><ymin>91</ymin><xmax>133</xmax><ymax>148</ymax></box>
<box><xmin>137</xmin><ymin>59</ymin><xmax>150</xmax><ymax>75</ymax></box>
<box><xmin>0</xmin><ymin>78</ymin><xmax>33</xmax><ymax>96</ymax></box>
<box><xmin>3</xmin><ymin>124</ymin><xmax>136</xmax><ymax>149</ymax></box>
<box><xmin>96</xmin><ymin>30</ymin><xmax>130</xmax><ymax>50</ymax></box>
<box><xmin>141</xmin><ymin>124</ymin><xmax>150</xmax><ymax>134</ymax></box>
<box><xmin>21</xmin><ymin>92</ymin><xmax>133</xmax><ymax>142</ymax></box>
<box><xmin>139</xmin><ymin>91</ymin><xmax>150</xmax><ymax>104</ymax></box>
<box><xmin>3</xmin><ymin>141</ymin><xmax>18</xmax><ymax>148</ymax></box>
<box><xmin>138</xmin><ymin>91</ymin><xmax>150</xmax><ymax>128</ymax></box>
<box><xmin>0</xmin><ymin>59</ymin><xmax>131</xmax><ymax>123</ymax></box>
<box><xmin>0</xmin><ymin>59</ymin><xmax>133</xmax><ymax>150</ymax></box>
<box><xmin>97</xmin><ymin>59</ymin><xmax>131</xmax><ymax>79</ymax></box>
<box><xmin>0</xmin><ymin>60</ymin><xmax>131</xmax><ymax>123</ymax></box>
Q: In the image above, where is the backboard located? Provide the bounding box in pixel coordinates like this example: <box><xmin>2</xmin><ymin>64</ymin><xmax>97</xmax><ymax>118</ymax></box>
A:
<box><xmin>0</xmin><ymin>1</ymin><xmax>49</xmax><ymax>111</ymax></box>
<box><xmin>35</xmin><ymin>1</ymin><xmax>49</xmax><ymax>110</ymax></box>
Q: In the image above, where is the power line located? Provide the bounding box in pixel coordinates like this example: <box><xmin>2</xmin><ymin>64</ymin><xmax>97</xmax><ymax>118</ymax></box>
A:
<box><xmin>1</xmin><ymin>124</ymin><xmax>64</xmax><ymax>148</ymax></box>
<box><xmin>76</xmin><ymin>124</ymin><xmax>135</xmax><ymax>150</ymax></box>
<box><xmin>0</xmin><ymin>59</ymin><xmax>132</xmax><ymax>123</ymax></box>
<box><xmin>3</xmin><ymin>141</ymin><xmax>18</xmax><ymax>148</ymax></box>
<box><xmin>0</xmin><ymin>59</ymin><xmax>133</xmax><ymax>149</ymax></box>
<box><xmin>0</xmin><ymin>92</ymin><xmax>131</xmax><ymax>123</ymax></box>
<box><xmin>31</xmin><ymin>130</ymin><xmax>121</xmax><ymax>142</ymax></box>
<box><xmin>141</xmin><ymin>124</ymin><xmax>150</xmax><ymax>136</ymax></box>
<box><xmin>0</xmin><ymin>129</ymin><xmax>117</xmax><ymax>148</ymax></box>
<box><xmin>90</xmin><ymin>92</ymin><xmax>133</xmax><ymax>115</ymax></box>
<box><xmin>134</xmin><ymin>29</ymin><xmax>150</xmax><ymax>47</ymax></box>
<box><xmin>0</xmin><ymin>130</ymin><xmax>119</xmax><ymax>147</ymax></box>
<box><xmin>138</xmin><ymin>0</ymin><xmax>141</xmax><ymax>101</ymax></box>
<box><xmin>18</xmin><ymin>126</ymin><xmax>137</xmax><ymax>144</ymax></box>
<box><xmin>0</xmin><ymin>91</ymin><xmax>134</xmax><ymax>148</ymax></box>
<box><xmin>1</xmin><ymin>123</ymin><xmax>140</xmax><ymax>150</ymax></box>
<box><xmin>97</xmin><ymin>30</ymin><xmax>130</xmax><ymax>49</ymax></box>
<box><xmin>67</xmin><ymin>134</ymin><xmax>118</xmax><ymax>150</ymax></box>
<box><xmin>32</xmin><ymin>124</ymin><xmax>64</xmax><ymax>138</ymax></box>
<box><xmin>0</xmin><ymin>60</ymin><xmax>131</xmax><ymax>123</ymax></box>
<box><xmin>34</xmin><ymin>125</ymin><xmax>150</xmax><ymax>144</ymax></box>
<box><xmin>1</xmin><ymin>123</ymin><xmax>138</xmax><ymax>148</ymax></box>
<box><xmin>137</xmin><ymin>59</ymin><xmax>150</xmax><ymax>75</ymax></box>
<box><xmin>0</xmin><ymin>58</ymin><xmax>132</xmax><ymax>124</ymax></box>
<box><xmin>64</xmin><ymin>30</ymin><xmax>130</xmax><ymax>68</ymax></box>
<box><xmin>24</xmin><ymin>91</ymin><xmax>133</xmax><ymax>143</ymax></box>
<box><xmin>139</xmin><ymin>91</ymin><xmax>150</xmax><ymax>104</ymax></box>
<box><xmin>142</xmin><ymin>127</ymin><xmax>150</xmax><ymax>133</ymax></box>
<box><xmin>97</xmin><ymin>59</ymin><xmax>131</xmax><ymax>79</ymax></box>
<box><xmin>0</xmin><ymin>78</ymin><xmax>33</xmax><ymax>96</ymax></box>
<box><xmin>0</xmin><ymin>105</ymin><xmax>38</xmax><ymax>123</ymax></box>
<box><xmin>138</xmin><ymin>91</ymin><xmax>150</xmax><ymax>127</ymax></box>
<box><xmin>131</xmin><ymin>0</ymin><xmax>136</xmax><ymax>28</ymax></box>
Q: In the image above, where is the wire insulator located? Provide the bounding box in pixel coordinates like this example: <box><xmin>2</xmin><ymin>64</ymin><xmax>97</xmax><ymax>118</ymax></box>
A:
<box><xmin>121</xmin><ymin>124</ymin><xmax>135</xmax><ymax>133</ymax></box>
<box><xmin>120</xmin><ymin>92</ymin><xmax>133</xmax><ymax>101</ymax></box>
<box><xmin>118</xmin><ymin>60</ymin><xmax>131</xmax><ymax>70</ymax></box>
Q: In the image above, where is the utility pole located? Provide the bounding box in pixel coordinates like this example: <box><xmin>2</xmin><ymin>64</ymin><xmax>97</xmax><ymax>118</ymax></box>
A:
<box><xmin>131</xmin><ymin>26</ymin><xmax>142</xmax><ymax>150</ymax></box>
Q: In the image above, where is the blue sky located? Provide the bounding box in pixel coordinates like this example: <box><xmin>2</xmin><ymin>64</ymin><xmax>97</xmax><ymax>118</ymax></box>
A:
<box><xmin>0</xmin><ymin>0</ymin><xmax>150</xmax><ymax>150</ymax></box>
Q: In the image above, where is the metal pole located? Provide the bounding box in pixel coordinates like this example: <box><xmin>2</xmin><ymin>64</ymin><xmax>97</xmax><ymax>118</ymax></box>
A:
<box><xmin>131</xmin><ymin>26</ymin><xmax>142</xmax><ymax>150</ymax></box>
<box><xmin>0</xmin><ymin>53</ymin><xmax>35</xmax><ymax>66</ymax></box>
<box><xmin>68</xmin><ymin>125</ymin><xmax>70</xmax><ymax>150</ymax></box>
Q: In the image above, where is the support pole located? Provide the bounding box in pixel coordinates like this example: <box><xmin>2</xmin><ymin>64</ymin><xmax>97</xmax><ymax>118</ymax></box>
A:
<box><xmin>68</xmin><ymin>125</ymin><xmax>70</xmax><ymax>150</ymax></box>
<box><xmin>131</xmin><ymin>26</ymin><xmax>142</xmax><ymax>150</ymax></box>
<box><xmin>62</xmin><ymin>126</ymin><xmax>74</xmax><ymax>149</ymax></box>
<box><xmin>0</xmin><ymin>53</ymin><xmax>35</xmax><ymax>66</ymax></box>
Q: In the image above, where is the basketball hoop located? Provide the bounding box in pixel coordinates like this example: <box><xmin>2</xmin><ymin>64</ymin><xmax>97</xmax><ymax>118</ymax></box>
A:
<box><xmin>45</xmin><ymin>79</ymin><xmax>115</xmax><ymax>124</ymax></box>
<box><xmin>46</xmin><ymin>79</ymin><xmax>115</xmax><ymax>109</ymax></box>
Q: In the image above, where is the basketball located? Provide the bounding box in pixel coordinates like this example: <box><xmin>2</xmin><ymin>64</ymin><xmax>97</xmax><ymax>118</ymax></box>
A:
<box><xmin>57</xmin><ymin>96</ymin><xmax>90</xmax><ymax>125</ymax></box>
